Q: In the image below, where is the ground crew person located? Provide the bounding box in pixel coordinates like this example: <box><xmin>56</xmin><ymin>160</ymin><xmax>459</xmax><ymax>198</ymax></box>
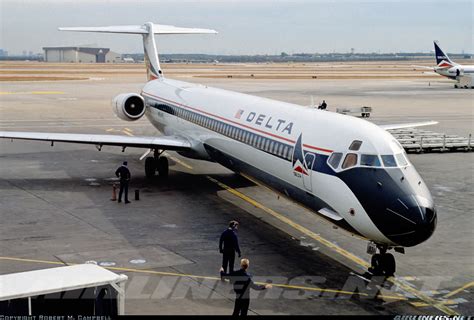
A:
<box><xmin>115</xmin><ymin>161</ymin><xmax>131</xmax><ymax>204</ymax></box>
<box><xmin>318</xmin><ymin>100</ymin><xmax>327</xmax><ymax>110</ymax></box>
<box><xmin>219</xmin><ymin>221</ymin><xmax>241</xmax><ymax>273</ymax></box>
<box><xmin>220</xmin><ymin>258</ymin><xmax>272</xmax><ymax>316</ymax></box>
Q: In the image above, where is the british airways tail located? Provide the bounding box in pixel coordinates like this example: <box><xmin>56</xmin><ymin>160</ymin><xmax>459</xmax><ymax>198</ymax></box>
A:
<box><xmin>59</xmin><ymin>22</ymin><xmax>217</xmax><ymax>81</ymax></box>
<box><xmin>434</xmin><ymin>40</ymin><xmax>457</xmax><ymax>68</ymax></box>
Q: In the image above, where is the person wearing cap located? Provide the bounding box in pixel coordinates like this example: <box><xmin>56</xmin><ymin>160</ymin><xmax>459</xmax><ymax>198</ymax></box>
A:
<box><xmin>115</xmin><ymin>161</ymin><xmax>131</xmax><ymax>204</ymax></box>
<box><xmin>219</xmin><ymin>220</ymin><xmax>241</xmax><ymax>273</ymax></box>
<box><xmin>220</xmin><ymin>258</ymin><xmax>272</xmax><ymax>316</ymax></box>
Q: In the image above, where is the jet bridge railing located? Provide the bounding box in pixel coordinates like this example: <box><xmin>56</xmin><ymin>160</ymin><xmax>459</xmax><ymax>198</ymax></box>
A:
<box><xmin>388</xmin><ymin>129</ymin><xmax>472</xmax><ymax>153</ymax></box>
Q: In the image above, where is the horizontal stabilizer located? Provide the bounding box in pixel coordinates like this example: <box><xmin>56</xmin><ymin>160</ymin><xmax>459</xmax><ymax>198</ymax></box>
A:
<box><xmin>412</xmin><ymin>65</ymin><xmax>435</xmax><ymax>70</ymax></box>
<box><xmin>59</xmin><ymin>23</ymin><xmax>218</xmax><ymax>35</ymax></box>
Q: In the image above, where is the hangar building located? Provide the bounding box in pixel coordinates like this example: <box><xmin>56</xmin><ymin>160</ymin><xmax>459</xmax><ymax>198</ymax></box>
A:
<box><xmin>43</xmin><ymin>47</ymin><xmax>122</xmax><ymax>63</ymax></box>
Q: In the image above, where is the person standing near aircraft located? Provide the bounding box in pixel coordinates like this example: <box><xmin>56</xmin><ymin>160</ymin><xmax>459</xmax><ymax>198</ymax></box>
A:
<box><xmin>219</xmin><ymin>221</ymin><xmax>241</xmax><ymax>273</ymax></box>
<box><xmin>318</xmin><ymin>100</ymin><xmax>327</xmax><ymax>110</ymax></box>
<box><xmin>220</xmin><ymin>258</ymin><xmax>272</xmax><ymax>316</ymax></box>
<box><xmin>115</xmin><ymin>161</ymin><xmax>131</xmax><ymax>204</ymax></box>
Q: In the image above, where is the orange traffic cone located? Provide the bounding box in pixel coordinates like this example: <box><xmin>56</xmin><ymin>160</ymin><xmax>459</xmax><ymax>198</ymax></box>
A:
<box><xmin>111</xmin><ymin>183</ymin><xmax>117</xmax><ymax>201</ymax></box>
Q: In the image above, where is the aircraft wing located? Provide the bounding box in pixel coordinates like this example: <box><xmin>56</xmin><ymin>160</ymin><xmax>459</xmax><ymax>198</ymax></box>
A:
<box><xmin>412</xmin><ymin>65</ymin><xmax>435</xmax><ymax>70</ymax></box>
<box><xmin>0</xmin><ymin>131</ymin><xmax>191</xmax><ymax>150</ymax></box>
<box><xmin>379</xmin><ymin>121</ymin><xmax>438</xmax><ymax>130</ymax></box>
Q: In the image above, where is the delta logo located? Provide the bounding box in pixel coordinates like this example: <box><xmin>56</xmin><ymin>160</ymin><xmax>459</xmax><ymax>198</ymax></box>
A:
<box><xmin>234</xmin><ymin>109</ymin><xmax>294</xmax><ymax>135</ymax></box>
<box><xmin>437</xmin><ymin>61</ymin><xmax>453</xmax><ymax>68</ymax></box>
<box><xmin>292</xmin><ymin>134</ymin><xmax>309</xmax><ymax>177</ymax></box>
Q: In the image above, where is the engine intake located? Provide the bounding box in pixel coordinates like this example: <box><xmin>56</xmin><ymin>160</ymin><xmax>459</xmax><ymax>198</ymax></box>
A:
<box><xmin>112</xmin><ymin>93</ymin><xmax>145</xmax><ymax>121</ymax></box>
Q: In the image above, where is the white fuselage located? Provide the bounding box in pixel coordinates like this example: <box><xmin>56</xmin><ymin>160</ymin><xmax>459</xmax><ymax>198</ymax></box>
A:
<box><xmin>140</xmin><ymin>78</ymin><xmax>436</xmax><ymax>248</ymax></box>
<box><xmin>436</xmin><ymin>65</ymin><xmax>474</xmax><ymax>80</ymax></box>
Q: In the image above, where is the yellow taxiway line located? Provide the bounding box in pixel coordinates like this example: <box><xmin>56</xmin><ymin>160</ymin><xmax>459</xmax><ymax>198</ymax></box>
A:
<box><xmin>443</xmin><ymin>280</ymin><xmax>474</xmax><ymax>299</ymax></box>
<box><xmin>0</xmin><ymin>256</ymin><xmax>404</xmax><ymax>301</ymax></box>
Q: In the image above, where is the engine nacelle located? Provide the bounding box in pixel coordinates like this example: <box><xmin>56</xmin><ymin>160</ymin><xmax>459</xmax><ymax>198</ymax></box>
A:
<box><xmin>112</xmin><ymin>93</ymin><xmax>146</xmax><ymax>121</ymax></box>
<box><xmin>448</xmin><ymin>67</ymin><xmax>463</xmax><ymax>77</ymax></box>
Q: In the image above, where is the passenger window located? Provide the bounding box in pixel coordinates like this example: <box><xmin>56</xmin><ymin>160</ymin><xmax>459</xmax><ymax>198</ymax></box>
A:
<box><xmin>395</xmin><ymin>153</ymin><xmax>408</xmax><ymax>166</ymax></box>
<box><xmin>278</xmin><ymin>144</ymin><xmax>283</xmax><ymax>156</ymax></box>
<box><xmin>289</xmin><ymin>147</ymin><xmax>294</xmax><ymax>159</ymax></box>
<box><xmin>360</xmin><ymin>154</ymin><xmax>381</xmax><ymax>167</ymax></box>
<box><xmin>328</xmin><ymin>152</ymin><xmax>343</xmax><ymax>169</ymax></box>
<box><xmin>349</xmin><ymin>140</ymin><xmax>362</xmax><ymax>151</ymax></box>
<box><xmin>342</xmin><ymin>153</ymin><xmax>358</xmax><ymax>169</ymax></box>
<box><xmin>381</xmin><ymin>155</ymin><xmax>397</xmax><ymax>167</ymax></box>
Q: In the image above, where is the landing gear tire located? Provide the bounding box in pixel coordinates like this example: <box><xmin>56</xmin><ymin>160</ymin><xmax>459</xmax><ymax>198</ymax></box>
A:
<box><xmin>157</xmin><ymin>156</ymin><xmax>169</xmax><ymax>178</ymax></box>
<box><xmin>382</xmin><ymin>253</ymin><xmax>396</xmax><ymax>277</ymax></box>
<box><xmin>369</xmin><ymin>253</ymin><xmax>396</xmax><ymax>277</ymax></box>
<box><xmin>145</xmin><ymin>157</ymin><xmax>156</xmax><ymax>178</ymax></box>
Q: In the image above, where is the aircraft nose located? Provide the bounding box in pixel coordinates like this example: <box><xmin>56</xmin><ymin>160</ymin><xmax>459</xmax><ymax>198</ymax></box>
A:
<box><xmin>385</xmin><ymin>196</ymin><xmax>437</xmax><ymax>247</ymax></box>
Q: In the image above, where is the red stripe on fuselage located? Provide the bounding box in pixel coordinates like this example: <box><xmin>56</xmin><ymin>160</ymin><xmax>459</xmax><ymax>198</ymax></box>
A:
<box><xmin>142</xmin><ymin>91</ymin><xmax>333</xmax><ymax>154</ymax></box>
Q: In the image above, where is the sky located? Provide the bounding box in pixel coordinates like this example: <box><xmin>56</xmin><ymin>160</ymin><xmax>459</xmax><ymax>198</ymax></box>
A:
<box><xmin>0</xmin><ymin>0</ymin><xmax>473</xmax><ymax>55</ymax></box>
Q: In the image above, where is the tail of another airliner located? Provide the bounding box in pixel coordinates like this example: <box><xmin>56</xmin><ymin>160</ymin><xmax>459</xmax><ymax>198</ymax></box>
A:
<box><xmin>433</xmin><ymin>40</ymin><xmax>458</xmax><ymax>68</ymax></box>
<box><xmin>59</xmin><ymin>22</ymin><xmax>217</xmax><ymax>81</ymax></box>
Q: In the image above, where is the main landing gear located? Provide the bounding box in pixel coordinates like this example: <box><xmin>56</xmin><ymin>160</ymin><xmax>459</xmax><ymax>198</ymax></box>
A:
<box><xmin>367</xmin><ymin>242</ymin><xmax>400</xmax><ymax>277</ymax></box>
<box><xmin>145</xmin><ymin>150</ymin><xmax>169</xmax><ymax>178</ymax></box>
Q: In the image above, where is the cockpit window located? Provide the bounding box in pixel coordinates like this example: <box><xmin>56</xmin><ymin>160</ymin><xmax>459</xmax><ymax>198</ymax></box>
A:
<box><xmin>328</xmin><ymin>152</ymin><xmax>343</xmax><ymax>169</ymax></box>
<box><xmin>395</xmin><ymin>153</ymin><xmax>408</xmax><ymax>166</ymax></box>
<box><xmin>381</xmin><ymin>155</ymin><xmax>397</xmax><ymax>167</ymax></box>
<box><xmin>360</xmin><ymin>154</ymin><xmax>381</xmax><ymax>167</ymax></box>
<box><xmin>342</xmin><ymin>153</ymin><xmax>358</xmax><ymax>169</ymax></box>
<box><xmin>349</xmin><ymin>140</ymin><xmax>362</xmax><ymax>151</ymax></box>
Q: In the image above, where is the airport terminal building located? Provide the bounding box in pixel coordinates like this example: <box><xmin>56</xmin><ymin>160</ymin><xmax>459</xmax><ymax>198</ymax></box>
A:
<box><xmin>43</xmin><ymin>46</ymin><xmax>122</xmax><ymax>63</ymax></box>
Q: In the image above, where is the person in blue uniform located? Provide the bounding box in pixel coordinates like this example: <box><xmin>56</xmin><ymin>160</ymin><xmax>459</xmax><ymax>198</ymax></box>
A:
<box><xmin>219</xmin><ymin>220</ymin><xmax>241</xmax><ymax>273</ymax></box>
<box><xmin>220</xmin><ymin>258</ymin><xmax>272</xmax><ymax>316</ymax></box>
<box><xmin>115</xmin><ymin>161</ymin><xmax>131</xmax><ymax>204</ymax></box>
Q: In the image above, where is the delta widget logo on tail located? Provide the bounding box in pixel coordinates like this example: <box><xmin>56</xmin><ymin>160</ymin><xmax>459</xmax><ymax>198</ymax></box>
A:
<box><xmin>437</xmin><ymin>61</ymin><xmax>453</xmax><ymax>68</ymax></box>
<box><xmin>292</xmin><ymin>134</ymin><xmax>309</xmax><ymax>177</ymax></box>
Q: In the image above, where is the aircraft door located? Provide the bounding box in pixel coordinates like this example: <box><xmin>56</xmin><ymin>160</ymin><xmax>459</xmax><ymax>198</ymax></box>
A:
<box><xmin>303</xmin><ymin>153</ymin><xmax>315</xmax><ymax>192</ymax></box>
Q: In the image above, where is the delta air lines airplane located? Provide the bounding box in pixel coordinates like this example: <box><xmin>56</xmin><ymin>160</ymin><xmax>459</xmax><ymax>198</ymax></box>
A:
<box><xmin>417</xmin><ymin>41</ymin><xmax>474</xmax><ymax>88</ymax></box>
<box><xmin>0</xmin><ymin>23</ymin><xmax>439</xmax><ymax>276</ymax></box>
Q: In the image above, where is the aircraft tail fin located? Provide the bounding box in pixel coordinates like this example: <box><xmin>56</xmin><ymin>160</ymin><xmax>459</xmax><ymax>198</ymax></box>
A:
<box><xmin>433</xmin><ymin>40</ymin><xmax>457</xmax><ymax>68</ymax></box>
<box><xmin>59</xmin><ymin>23</ymin><xmax>217</xmax><ymax>81</ymax></box>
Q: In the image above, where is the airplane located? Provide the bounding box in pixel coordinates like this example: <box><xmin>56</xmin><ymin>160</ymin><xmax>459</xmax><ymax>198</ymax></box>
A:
<box><xmin>0</xmin><ymin>22</ymin><xmax>439</xmax><ymax>277</ymax></box>
<box><xmin>416</xmin><ymin>41</ymin><xmax>474</xmax><ymax>88</ymax></box>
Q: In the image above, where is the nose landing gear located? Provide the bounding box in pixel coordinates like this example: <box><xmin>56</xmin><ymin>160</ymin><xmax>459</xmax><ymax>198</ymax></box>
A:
<box><xmin>145</xmin><ymin>149</ymin><xmax>169</xmax><ymax>178</ymax></box>
<box><xmin>367</xmin><ymin>243</ymin><xmax>397</xmax><ymax>277</ymax></box>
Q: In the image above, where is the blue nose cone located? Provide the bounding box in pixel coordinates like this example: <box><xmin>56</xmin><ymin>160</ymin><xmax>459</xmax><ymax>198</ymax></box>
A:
<box><xmin>336</xmin><ymin>166</ymin><xmax>437</xmax><ymax>247</ymax></box>
<box><xmin>385</xmin><ymin>196</ymin><xmax>437</xmax><ymax>247</ymax></box>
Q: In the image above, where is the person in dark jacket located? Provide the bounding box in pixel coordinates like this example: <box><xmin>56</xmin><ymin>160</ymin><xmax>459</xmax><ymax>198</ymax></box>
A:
<box><xmin>318</xmin><ymin>100</ymin><xmax>327</xmax><ymax>110</ymax></box>
<box><xmin>219</xmin><ymin>221</ymin><xmax>241</xmax><ymax>273</ymax></box>
<box><xmin>115</xmin><ymin>161</ymin><xmax>131</xmax><ymax>204</ymax></box>
<box><xmin>220</xmin><ymin>258</ymin><xmax>272</xmax><ymax>316</ymax></box>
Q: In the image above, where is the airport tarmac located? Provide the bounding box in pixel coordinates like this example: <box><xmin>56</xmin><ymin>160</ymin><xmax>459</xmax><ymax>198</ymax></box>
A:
<box><xmin>0</xmin><ymin>62</ymin><xmax>473</xmax><ymax>315</ymax></box>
